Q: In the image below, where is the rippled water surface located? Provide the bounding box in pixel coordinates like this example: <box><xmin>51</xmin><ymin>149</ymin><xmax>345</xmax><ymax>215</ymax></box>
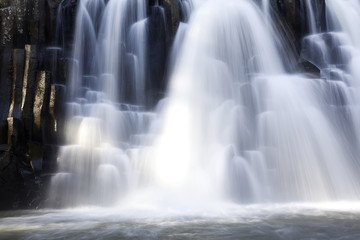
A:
<box><xmin>1</xmin><ymin>203</ymin><xmax>360</xmax><ymax>239</ymax></box>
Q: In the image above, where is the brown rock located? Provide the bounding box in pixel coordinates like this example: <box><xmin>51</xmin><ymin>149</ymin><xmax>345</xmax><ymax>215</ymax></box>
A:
<box><xmin>32</xmin><ymin>71</ymin><xmax>51</xmax><ymax>142</ymax></box>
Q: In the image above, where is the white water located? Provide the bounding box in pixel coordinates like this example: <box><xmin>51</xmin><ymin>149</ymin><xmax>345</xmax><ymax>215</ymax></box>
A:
<box><xmin>146</xmin><ymin>0</ymin><xmax>283</xmax><ymax>202</ymax></box>
<box><xmin>145</xmin><ymin>0</ymin><xmax>360</xmax><ymax>203</ymax></box>
<box><xmin>2</xmin><ymin>203</ymin><xmax>360</xmax><ymax>239</ymax></box>
<box><xmin>49</xmin><ymin>0</ymin><xmax>360</xmax><ymax>210</ymax></box>
<box><xmin>49</xmin><ymin>0</ymin><xmax>152</xmax><ymax>207</ymax></box>
<box><xmin>304</xmin><ymin>0</ymin><xmax>317</xmax><ymax>34</ymax></box>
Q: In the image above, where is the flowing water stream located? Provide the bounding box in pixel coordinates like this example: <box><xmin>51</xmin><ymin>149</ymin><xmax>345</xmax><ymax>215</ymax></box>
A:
<box><xmin>2</xmin><ymin>0</ymin><xmax>360</xmax><ymax>238</ymax></box>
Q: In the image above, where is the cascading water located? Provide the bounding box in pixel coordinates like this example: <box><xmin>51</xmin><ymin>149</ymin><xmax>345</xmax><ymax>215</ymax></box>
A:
<box><xmin>49</xmin><ymin>0</ymin><xmax>153</xmax><ymax>207</ymax></box>
<box><xmin>5</xmin><ymin>0</ymin><xmax>360</xmax><ymax>239</ymax></box>
<box><xmin>302</xmin><ymin>0</ymin><xmax>360</xmax><ymax>162</ymax></box>
<box><xmin>179</xmin><ymin>0</ymin><xmax>194</xmax><ymax>22</ymax></box>
<box><xmin>304</xmin><ymin>0</ymin><xmax>317</xmax><ymax>34</ymax></box>
<box><xmin>325</xmin><ymin>0</ymin><xmax>360</xmax><ymax>164</ymax></box>
<box><xmin>144</xmin><ymin>0</ymin><xmax>284</xmax><ymax>203</ymax></box>
<box><xmin>49</xmin><ymin>0</ymin><xmax>360</xmax><ymax>208</ymax></box>
<box><xmin>143</xmin><ymin>0</ymin><xmax>360</xmax><ymax>203</ymax></box>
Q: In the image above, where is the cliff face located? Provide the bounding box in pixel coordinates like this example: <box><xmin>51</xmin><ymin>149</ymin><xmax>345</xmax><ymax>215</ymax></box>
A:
<box><xmin>0</xmin><ymin>0</ymin><xmax>75</xmax><ymax>209</ymax></box>
<box><xmin>0</xmin><ymin>0</ymin><xmax>323</xmax><ymax>209</ymax></box>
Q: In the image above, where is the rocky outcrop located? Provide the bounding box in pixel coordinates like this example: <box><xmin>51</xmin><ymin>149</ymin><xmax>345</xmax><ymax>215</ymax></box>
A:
<box><xmin>0</xmin><ymin>0</ymin><xmax>72</xmax><ymax>209</ymax></box>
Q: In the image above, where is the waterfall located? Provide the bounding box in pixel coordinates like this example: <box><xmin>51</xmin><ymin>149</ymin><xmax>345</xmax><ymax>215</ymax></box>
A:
<box><xmin>179</xmin><ymin>0</ymin><xmax>194</xmax><ymax>22</ymax></box>
<box><xmin>144</xmin><ymin>0</ymin><xmax>360</xmax><ymax>203</ymax></box>
<box><xmin>49</xmin><ymin>0</ymin><xmax>360</xmax><ymax>208</ymax></box>
<box><xmin>147</xmin><ymin>0</ymin><xmax>282</xmax><ymax>196</ymax></box>
<box><xmin>262</xmin><ymin>0</ymin><xmax>270</xmax><ymax>19</ymax></box>
<box><xmin>49</xmin><ymin>0</ymin><xmax>152</xmax><ymax>207</ymax></box>
<box><xmin>325</xmin><ymin>0</ymin><xmax>360</xmax><ymax>159</ymax></box>
<box><xmin>304</xmin><ymin>0</ymin><xmax>317</xmax><ymax>34</ymax></box>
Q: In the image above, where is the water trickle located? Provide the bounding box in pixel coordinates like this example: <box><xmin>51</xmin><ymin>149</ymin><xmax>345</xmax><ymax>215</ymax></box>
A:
<box><xmin>304</xmin><ymin>0</ymin><xmax>317</xmax><ymax>34</ymax></box>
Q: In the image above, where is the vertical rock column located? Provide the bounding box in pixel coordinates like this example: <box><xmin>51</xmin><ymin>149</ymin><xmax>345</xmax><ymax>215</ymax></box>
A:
<box><xmin>0</xmin><ymin>6</ymin><xmax>15</xmax><ymax>144</ymax></box>
<box><xmin>0</xmin><ymin>0</ymin><xmax>74</xmax><ymax>209</ymax></box>
<box><xmin>9</xmin><ymin>49</ymin><xmax>25</xmax><ymax>119</ymax></box>
<box><xmin>32</xmin><ymin>71</ymin><xmax>51</xmax><ymax>142</ymax></box>
<box><xmin>21</xmin><ymin>44</ymin><xmax>38</xmax><ymax>141</ymax></box>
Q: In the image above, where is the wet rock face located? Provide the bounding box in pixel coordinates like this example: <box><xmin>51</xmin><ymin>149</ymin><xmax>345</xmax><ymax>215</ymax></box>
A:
<box><xmin>162</xmin><ymin>0</ymin><xmax>180</xmax><ymax>38</ymax></box>
<box><xmin>146</xmin><ymin>0</ymin><xmax>180</xmax><ymax>106</ymax></box>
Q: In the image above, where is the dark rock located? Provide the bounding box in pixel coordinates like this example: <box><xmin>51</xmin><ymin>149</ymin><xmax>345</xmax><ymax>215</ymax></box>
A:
<box><xmin>13</xmin><ymin>0</ymin><xmax>27</xmax><ymax>48</ymax></box>
<box><xmin>0</xmin><ymin>0</ymin><xmax>12</xmax><ymax>8</ymax></box>
<box><xmin>0</xmin><ymin>120</ymin><xmax>8</xmax><ymax>144</ymax></box>
<box><xmin>9</xmin><ymin>49</ymin><xmax>25</xmax><ymax>119</ymax></box>
<box><xmin>0</xmin><ymin>6</ymin><xmax>14</xmax><ymax>47</ymax></box>
<box><xmin>43</xmin><ymin>144</ymin><xmax>58</xmax><ymax>173</ymax></box>
<box><xmin>162</xmin><ymin>0</ymin><xmax>180</xmax><ymax>40</ymax></box>
<box><xmin>57</xmin><ymin>57</ymin><xmax>72</xmax><ymax>85</ymax></box>
<box><xmin>0</xmin><ymin>47</ymin><xmax>12</xmax><ymax>123</ymax></box>
<box><xmin>0</xmin><ymin>0</ymin><xmax>76</xmax><ymax>210</ymax></box>
<box><xmin>50</xmin><ymin>84</ymin><xmax>66</xmax><ymax>144</ymax></box>
<box><xmin>59</xmin><ymin>0</ymin><xmax>78</xmax><ymax>53</ymax></box>
<box><xmin>299</xmin><ymin>61</ymin><xmax>321</xmax><ymax>77</ymax></box>
<box><xmin>38</xmin><ymin>0</ymin><xmax>47</xmax><ymax>46</ymax></box>
<box><xmin>0</xmin><ymin>144</ymin><xmax>9</xmax><ymax>152</ymax></box>
<box><xmin>32</xmin><ymin>71</ymin><xmax>52</xmax><ymax>143</ymax></box>
<box><xmin>0</xmin><ymin>150</ymin><xmax>10</xmax><ymax>170</ymax></box>
<box><xmin>269</xmin><ymin>1</ymin><xmax>300</xmax><ymax>72</ymax></box>
<box><xmin>7</xmin><ymin>117</ymin><xmax>26</xmax><ymax>154</ymax></box>
<box><xmin>123</xmin><ymin>53</ymin><xmax>137</xmax><ymax>103</ymax></box>
<box><xmin>28</xmin><ymin>142</ymin><xmax>43</xmax><ymax>175</ymax></box>
<box><xmin>278</xmin><ymin>0</ymin><xmax>302</xmax><ymax>38</ymax></box>
<box><xmin>147</xmin><ymin>5</ymin><xmax>168</xmax><ymax>107</ymax></box>
<box><xmin>21</xmin><ymin>44</ymin><xmax>39</xmax><ymax>141</ymax></box>
<box><xmin>44</xmin><ymin>47</ymin><xmax>63</xmax><ymax>82</ymax></box>
<box><xmin>0</xmin><ymin>153</ymin><xmax>23</xmax><ymax>210</ymax></box>
<box><xmin>46</xmin><ymin>0</ymin><xmax>64</xmax><ymax>46</ymax></box>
